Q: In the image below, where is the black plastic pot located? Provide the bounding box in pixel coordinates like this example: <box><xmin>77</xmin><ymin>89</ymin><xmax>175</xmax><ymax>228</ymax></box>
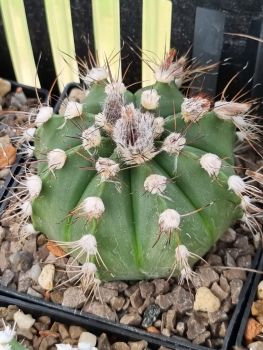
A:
<box><xmin>8</xmin><ymin>80</ymin><xmax>49</xmax><ymax>103</ymax></box>
<box><xmin>235</xmin><ymin>252</ymin><xmax>263</xmax><ymax>348</ymax></box>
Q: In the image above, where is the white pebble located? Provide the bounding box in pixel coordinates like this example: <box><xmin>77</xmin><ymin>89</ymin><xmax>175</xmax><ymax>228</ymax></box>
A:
<box><xmin>193</xmin><ymin>287</ymin><xmax>221</xmax><ymax>313</ymax></box>
<box><xmin>78</xmin><ymin>331</ymin><xmax>97</xmax><ymax>348</ymax></box>
<box><xmin>258</xmin><ymin>280</ymin><xmax>263</xmax><ymax>300</ymax></box>
<box><xmin>38</xmin><ymin>264</ymin><xmax>55</xmax><ymax>290</ymax></box>
<box><xmin>14</xmin><ymin>310</ymin><xmax>35</xmax><ymax>330</ymax></box>
<box><xmin>30</xmin><ymin>263</ymin><xmax>42</xmax><ymax>282</ymax></box>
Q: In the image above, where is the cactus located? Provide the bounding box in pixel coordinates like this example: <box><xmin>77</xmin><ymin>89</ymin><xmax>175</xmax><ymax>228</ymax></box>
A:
<box><xmin>13</xmin><ymin>50</ymin><xmax>262</xmax><ymax>285</ymax></box>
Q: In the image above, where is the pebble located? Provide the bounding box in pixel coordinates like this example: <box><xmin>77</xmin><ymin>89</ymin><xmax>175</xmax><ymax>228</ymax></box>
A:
<box><xmin>110</xmin><ymin>296</ymin><xmax>126</xmax><ymax>311</ymax></box>
<box><xmin>220</xmin><ymin>228</ymin><xmax>236</xmax><ymax>243</ymax></box>
<box><xmin>210</xmin><ymin>282</ymin><xmax>229</xmax><ymax>301</ymax></box>
<box><xmin>14</xmin><ymin>310</ymin><xmax>35</xmax><ymax>330</ymax></box>
<box><xmin>198</xmin><ymin>266</ymin><xmax>219</xmax><ymax>287</ymax></box>
<box><xmin>176</xmin><ymin>321</ymin><xmax>185</xmax><ymax>336</ymax></box>
<box><xmin>249</xmin><ymin>341</ymin><xmax>263</xmax><ymax>350</ymax></box>
<box><xmin>84</xmin><ymin>302</ymin><xmax>117</xmax><ymax>321</ymax></box>
<box><xmin>10</xmin><ymin>251</ymin><xmax>33</xmax><ymax>272</ymax></box>
<box><xmin>258</xmin><ymin>280</ymin><xmax>263</xmax><ymax>300</ymax></box>
<box><xmin>27</xmin><ymin>287</ymin><xmax>43</xmax><ymax>298</ymax></box>
<box><xmin>62</xmin><ymin>287</ymin><xmax>86</xmax><ymax>309</ymax></box>
<box><xmin>112</xmin><ymin>342</ymin><xmax>130</xmax><ymax>350</ymax></box>
<box><xmin>139</xmin><ymin>281</ymin><xmax>155</xmax><ymax>299</ymax></box>
<box><xmin>16</xmin><ymin>328</ymin><xmax>33</xmax><ymax>340</ymax></box>
<box><xmin>120</xmin><ymin>313</ymin><xmax>142</xmax><ymax>326</ymax></box>
<box><xmin>103</xmin><ymin>281</ymin><xmax>128</xmax><ymax>292</ymax></box>
<box><xmin>224</xmin><ymin>252</ymin><xmax>236</xmax><ymax>267</ymax></box>
<box><xmin>0</xmin><ymin>226</ymin><xmax>6</xmax><ymax>244</ymax></box>
<box><xmin>95</xmin><ymin>286</ymin><xmax>118</xmax><ymax>303</ymax></box>
<box><xmin>128</xmin><ymin>340</ymin><xmax>147</xmax><ymax>350</ymax></box>
<box><xmin>164</xmin><ymin>310</ymin><xmax>176</xmax><ymax>331</ymax></box>
<box><xmin>186</xmin><ymin>314</ymin><xmax>207</xmax><ymax>340</ymax></box>
<box><xmin>130</xmin><ymin>288</ymin><xmax>143</xmax><ymax>309</ymax></box>
<box><xmin>223</xmin><ymin>269</ymin><xmax>246</xmax><ymax>281</ymax></box>
<box><xmin>141</xmin><ymin>304</ymin><xmax>161</xmax><ymax>328</ymax></box>
<box><xmin>98</xmin><ymin>333</ymin><xmax>111</xmax><ymax>350</ymax></box>
<box><xmin>38</xmin><ymin>264</ymin><xmax>55</xmax><ymax>290</ymax></box>
<box><xmin>207</xmin><ymin>254</ymin><xmax>222</xmax><ymax>266</ymax></box>
<box><xmin>237</xmin><ymin>254</ymin><xmax>252</xmax><ymax>268</ymax></box>
<box><xmin>193</xmin><ymin>331</ymin><xmax>211</xmax><ymax>345</ymax></box>
<box><xmin>79</xmin><ymin>331</ymin><xmax>97</xmax><ymax>347</ymax></box>
<box><xmin>18</xmin><ymin>273</ymin><xmax>31</xmax><ymax>292</ymax></box>
<box><xmin>0</xmin><ymin>269</ymin><xmax>14</xmax><ymax>286</ymax></box>
<box><xmin>194</xmin><ymin>287</ymin><xmax>221</xmax><ymax>313</ymax></box>
<box><xmin>230</xmin><ymin>279</ymin><xmax>243</xmax><ymax>304</ymax></box>
<box><xmin>0</xmin><ymin>78</ymin><xmax>11</xmax><ymax>97</ymax></box>
<box><xmin>244</xmin><ymin>318</ymin><xmax>262</xmax><ymax>342</ymax></box>
<box><xmin>29</xmin><ymin>263</ymin><xmax>42</xmax><ymax>282</ymax></box>
<box><xmin>58</xmin><ymin>324</ymin><xmax>69</xmax><ymax>340</ymax></box>
<box><xmin>50</xmin><ymin>290</ymin><xmax>63</xmax><ymax>304</ymax></box>
<box><xmin>69</xmin><ymin>325</ymin><xmax>85</xmax><ymax>339</ymax></box>
<box><xmin>152</xmin><ymin>279</ymin><xmax>170</xmax><ymax>296</ymax></box>
<box><xmin>172</xmin><ymin>286</ymin><xmax>193</xmax><ymax>313</ymax></box>
<box><xmin>155</xmin><ymin>293</ymin><xmax>173</xmax><ymax>310</ymax></box>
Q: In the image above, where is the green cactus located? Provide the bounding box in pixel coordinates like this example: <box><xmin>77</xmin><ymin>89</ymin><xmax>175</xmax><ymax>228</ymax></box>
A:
<box><xmin>28</xmin><ymin>50</ymin><xmax>255</xmax><ymax>283</ymax></box>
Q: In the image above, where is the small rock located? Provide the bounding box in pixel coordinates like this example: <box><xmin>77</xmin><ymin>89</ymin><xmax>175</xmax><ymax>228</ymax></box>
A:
<box><xmin>103</xmin><ymin>281</ymin><xmax>128</xmax><ymax>292</ymax></box>
<box><xmin>95</xmin><ymin>286</ymin><xmax>118</xmax><ymax>303</ymax></box>
<box><xmin>128</xmin><ymin>340</ymin><xmax>148</xmax><ymax>350</ymax></box>
<box><xmin>0</xmin><ymin>269</ymin><xmax>14</xmax><ymax>286</ymax></box>
<box><xmin>69</xmin><ymin>325</ymin><xmax>85</xmax><ymax>339</ymax></box>
<box><xmin>23</xmin><ymin>236</ymin><xmax>37</xmax><ymax>255</ymax></box>
<box><xmin>62</xmin><ymin>287</ymin><xmax>86</xmax><ymax>309</ymax></box>
<box><xmin>198</xmin><ymin>266</ymin><xmax>219</xmax><ymax>287</ymax></box>
<box><xmin>224</xmin><ymin>252</ymin><xmax>236</xmax><ymax>267</ymax></box>
<box><xmin>219</xmin><ymin>275</ymin><xmax>230</xmax><ymax>293</ymax></box>
<box><xmin>230</xmin><ymin>279</ymin><xmax>243</xmax><ymax>304</ymax></box>
<box><xmin>16</xmin><ymin>328</ymin><xmax>33</xmax><ymax>340</ymax></box>
<box><xmin>14</xmin><ymin>310</ymin><xmax>35</xmax><ymax>330</ymax></box>
<box><xmin>252</xmin><ymin>300</ymin><xmax>263</xmax><ymax>316</ymax></box>
<box><xmin>0</xmin><ymin>78</ymin><xmax>11</xmax><ymax>97</ymax></box>
<box><xmin>146</xmin><ymin>326</ymin><xmax>160</xmax><ymax>334</ymax></box>
<box><xmin>210</xmin><ymin>282</ymin><xmax>228</xmax><ymax>301</ymax></box>
<box><xmin>110</xmin><ymin>296</ymin><xmax>126</xmax><ymax>311</ymax></box>
<box><xmin>194</xmin><ymin>287</ymin><xmax>221</xmax><ymax>313</ymax></box>
<box><xmin>220</xmin><ymin>228</ymin><xmax>236</xmax><ymax>243</ymax></box>
<box><xmin>223</xmin><ymin>269</ymin><xmax>246</xmax><ymax>281</ymax></box>
<box><xmin>249</xmin><ymin>341</ymin><xmax>263</xmax><ymax>350</ymax></box>
<box><xmin>221</xmin><ymin>298</ymin><xmax>232</xmax><ymax>313</ymax></box>
<box><xmin>27</xmin><ymin>287</ymin><xmax>43</xmax><ymax>298</ymax></box>
<box><xmin>50</xmin><ymin>290</ymin><xmax>63</xmax><ymax>304</ymax></box>
<box><xmin>172</xmin><ymin>286</ymin><xmax>194</xmax><ymax>313</ymax></box>
<box><xmin>112</xmin><ymin>342</ymin><xmax>130</xmax><ymax>350</ymax></box>
<box><xmin>0</xmin><ymin>226</ymin><xmax>6</xmax><ymax>244</ymax></box>
<box><xmin>120</xmin><ymin>313</ymin><xmax>142</xmax><ymax>326</ymax></box>
<box><xmin>152</xmin><ymin>279</ymin><xmax>170</xmax><ymax>296</ymax></box>
<box><xmin>10</xmin><ymin>251</ymin><xmax>33</xmax><ymax>272</ymax></box>
<box><xmin>29</xmin><ymin>264</ymin><xmax>42</xmax><ymax>282</ymax></box>
<box><xmin>37</xmin><ymin>234</ymin><xmax>47</xmax><ymax>246</ymax></box>
<box><xmin>84</xmin><ymin>301</ymin><xmax>117</xmax><ymax>321</ymax></box>
<box><xmin>98</xmin><ymin>333</ymin><xmax>111</xmax><ymax>350</ymax></box>
<box><xmin>39</xmin><ymin>336</ymin><xmax>57</xmax><ymax>350</ymax></box>
<box><xmin>139</xmin><ymin>281</ymin><xmax>155</xmax><ymax>299</ymax></box>
<box><xmin>258</xmin><ymin>281</ymin><xmax>263</xmax><ymax>300</ymax></box>
<box><xmin>207</xmin><ymin>254</ymin><xmax>222</xmax><ymax>266</ymax></box>
<box><xmin>176</xmin><ymin>321</ymin><xmax>185</xmax><ymax>336</ymax></box>
<box><xmin>193</xmin><ymin>331</ymin><xmax>211</xmax><ymax>345</ymax></box>
<box><xmin>226</xmin><ymin>248</ymin><xmax>239</xmax><ymax>260</ymax></box>
<box><xmin>18</xmin><ymin>273</ymin><xmax>31</xmax><ymax>292</ymax></box>
<box><xmin>155</xmin><ymin>293</ymin><xmax>173</xmax><ymax>310</ymax></box>
<box><xmin>186</xmin><ymin>314</ymin><xmax>207</xmax><ymax>340</ymax></box>
<box><xmin>161</xmin><ymin>328</ymin><xmax>171</xmax><ymax>337</ymax></box>
<box><xmin>234</xmin><ymin>236</ymin><xmax>249</xmax><ymax>249</ymax></box>
<box><xmin>124</xmin><ymin>283</ymin><xmax>139</xmax><ymax>297</ymax></box>
<box><xmin>78</xmin><ymin>331</ymin><xmax>97</xmax><ymax>347</ymax></box>
<box><xmin>237</xmin><ymin>255</ymin><xmax>252</xmax><ymax>268</ymax></box>
<box><xmin>39</xmin><ymin>316</ymin><xmax>51</xmax><ymax>326</ymax></box>
<box><xmin>244</xmin><ymin>318</ymin><xmax>262</xmax><ymax>342</ymax></box>
<box><xmin>218</xmin><ymin>322</ymin><xmax>227</xmax><ymax>337</ymax></box>
<box><xmin>38</xmin><ymin>264</ymin><xmax>55</xmax><ymax>290</ymax></box>
<box><xmin>58</xmin><ymin>324</ymin><xmax>69</xmax><ymax>340</ymax></box>
<box><xmin>138</xmin><ymin>296</ymin><xmax>153</xmax><ymax>314</ymax></box>
<box><xmin>141</xmin><ymin>304</ymin><xmax>161</xmax><ymax>328</ymax></box>
<box><xmin>164</xmin><ymin>310</ymin><xmax>176</xmax><ymax>331</ymax></box>
<box><xmin>130</xmin><ymin>288</ymin><xmax>143</xmax><ymax>309</ymax></box>
<box><xmin>208</xmin><ymin>310</ymin><xmax>228</xmax><ymax>324</ymax></box>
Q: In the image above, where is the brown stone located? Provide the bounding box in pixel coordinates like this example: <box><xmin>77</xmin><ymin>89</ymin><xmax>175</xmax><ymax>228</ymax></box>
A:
<box><xmin>244</xmin><ymin>318</ymin><xmax>262</xmax><ymax>342</ymax></box>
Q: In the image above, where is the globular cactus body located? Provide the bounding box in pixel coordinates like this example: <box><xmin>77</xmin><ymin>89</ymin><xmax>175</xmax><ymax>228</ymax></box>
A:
<box><xmin>31</xmin><ymin>57</ymin><xmax>244</xmax><ymax>282</ymax></box>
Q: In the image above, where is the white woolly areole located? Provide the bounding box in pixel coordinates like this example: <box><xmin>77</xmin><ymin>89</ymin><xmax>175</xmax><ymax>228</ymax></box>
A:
<box><xmin>26</xmin><ymin>175</ymin><xmax>42</xmax><ymax>199</ymax></box>
<box><xmin>23</xmin><ymin>127</ymin><xmax>36</xmax><ymax>142</ymax></box>
<box><xmin>82</xmin><ymin>261</ymin><xmax>97</xmax><ymax>274</ymax></box>
<box><xmin>228</xmin><ymin>175</ymin><xmax>246</xmax><ymax>196</ymax></box>
<box><xmin>162</xmin><ymin>133</ymin><xmax>186</xmax><ymax>155</ymax></box>
<box><xmin>112</xmin><ymin>104</ymin><xmax>157</xmax><ymax>165</ymax></box>
<box><xmin>23</xmin><ymin>223</ymin><xmax>39</xmax><ymax>235</ymax></box>
<box><xmin>105</xmin><ymin>81</ymin><xmax>126</xmax><ymax>95</ymax></box>
<box><xmin>155</xmin><ymin>64</ymin><xmax>177</xmax><ymax>83</ymax></box>
<box><xmin>47</xmin><ymin>149</ymin><xmax>67</xmax><ymax>171</ymax></box>
<box><xmin>199</xmin><ymin>153</ymin><xmax>222</xmax><ymax>177</ymax></box>
<box><xmin>159</xmin><ymin>209</ymin><xmax>181</xmax><ymax>233</ymax></box>
<box><xmin>82</xmin><ymin>126</ymin><xmax>101</xmax><ymax>151</ymax></box>
<box><xmin>214</xmin><ymin>101</ymin><xmax>251</xmax><ymax>120</ymax></box>
<box><xmin>64</xmin><ymin>101</ymin><xmax>83</xmax><ymax>119</ymax></box>
<box><xmin>241</xmin><ymin>195</ymin><xmax>251</xmax><ymax>211</ymax></box>
<box><xmin>141</xmin><ymin>89</ymin><xmax>160</xmax><ymax>110</ymax></box>
<box><xmin>35</xmin><ymin>106</ymin><xmax>53</xmax><ymax>127</ymax></box>
<box><xmin>153</xmin><ymin>117</ymin><xmax>164</xmax><ymax>138</ymax></box>
<box><xmin>84</xmin><ymin>67</ymin><xmax>108</xmax><ymax>85</ymax></box>
<box><xmin>95</xmin><ymin>157</ymin><xmax>120</xmax><ymax>181</ymax></box>
<box><xmin>82</xmin><ymin>197</ymin><xmax>105</xmax><ymax>220</ymax></box>
<box><xmin>79</xmin><ymin>234</ymin><xmax>98</xmax><ymax>255</ymax></box>
<box><xmin>236</xmin><ymin>131</ymin><xmax>246</xmax><ymax>142</ymax></box>
<box><xmin>144</xmin><ymin>174</ymin><xmax>167</xmax><ymax>195</ymax></box>
<box><xmin>181</xmin><ymin>96</ymin><xmax>210</xmax><ymax>123</ymax></box>
<box><xmin>20</xmin><ymin>200</ymin><xmax>32</xmax><ymax>216</ymax></box>
<box><xmin>0</xmin><ymin>324</ymin><xmax>15</xmax><ymax>344</ymax></box>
